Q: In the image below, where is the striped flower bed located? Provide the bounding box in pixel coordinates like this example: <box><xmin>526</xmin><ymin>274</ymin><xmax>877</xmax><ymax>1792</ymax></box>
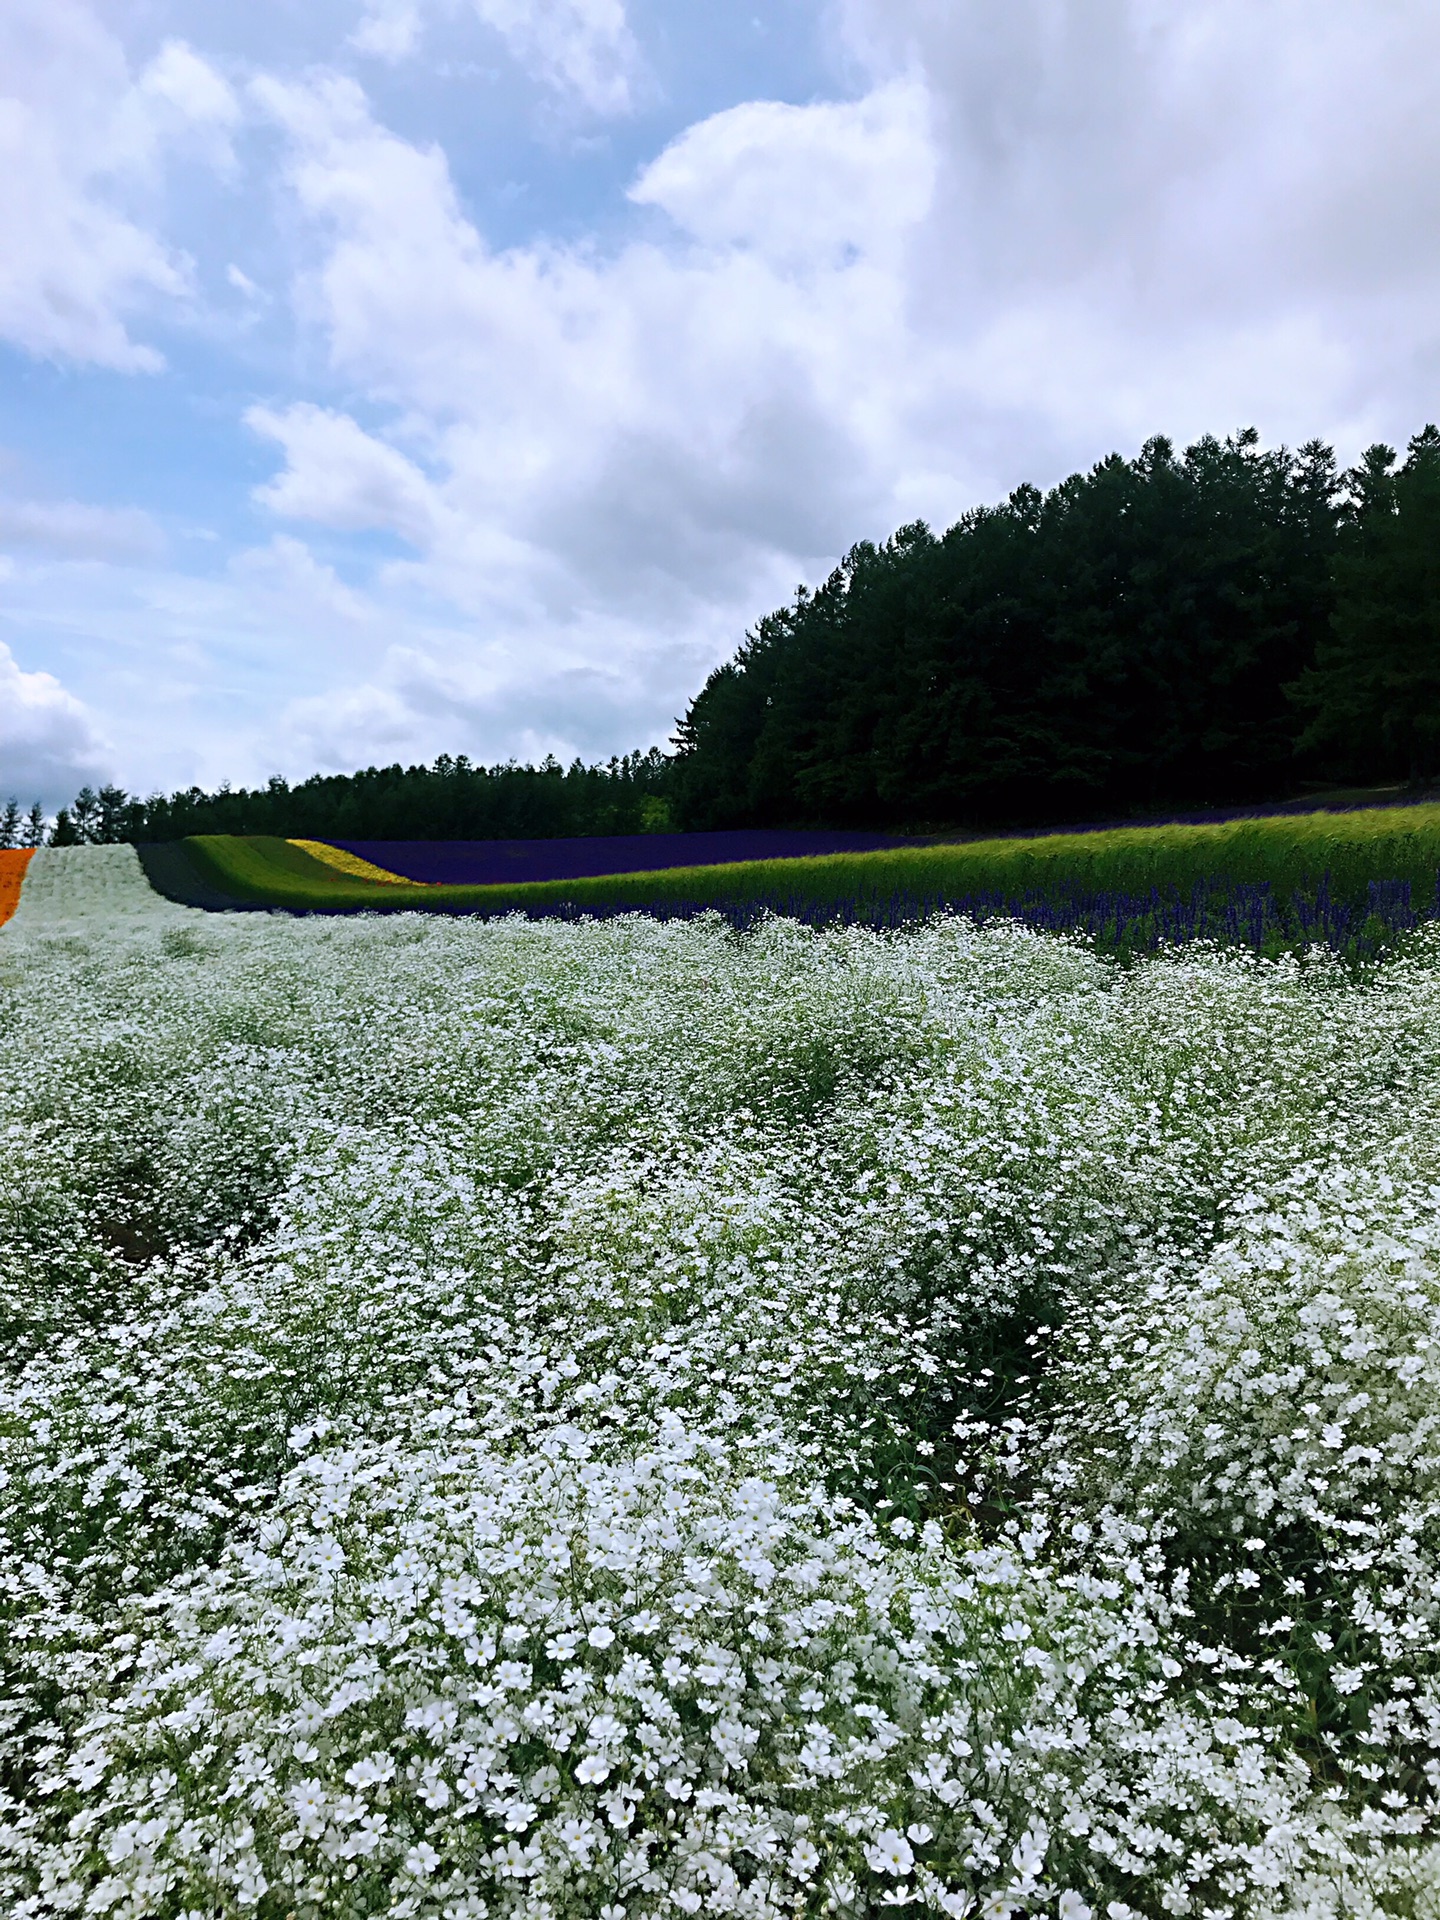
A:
<box><xmin>127</xmin><ymin>804</ymin><xmax>1440</xmax><ymax>965</ymax></box>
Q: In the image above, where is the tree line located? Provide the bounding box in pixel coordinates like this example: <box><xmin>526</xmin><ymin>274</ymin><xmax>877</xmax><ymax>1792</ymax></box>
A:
<box><xmin>671</xmin><ymin>424</ymin><xmax>1440</xmax><ymax>829</ymax></box>
<box><xmin>9</xmin><ymin>423</ymin><xmax>1439</xmax><ymax>845</ymax></box>
<box><xmin>0</xmin><ymin>751</ymin><xmax>673</xmax><ymax>849</ymax></box>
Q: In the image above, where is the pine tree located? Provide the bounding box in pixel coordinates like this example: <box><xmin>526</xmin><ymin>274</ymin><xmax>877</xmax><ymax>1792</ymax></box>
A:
<box><xmin>0</xmin><ymin>799</ymin><xmax>19</xmax><ymax>849</ymax></box>
<box><xmin>1295</xmin><ymin>426</ymin><xmax>1440</xmax><ymax>783</ymax></box>
<box><xmin>96</xmin><ymin>784</ymin><xmax>133</xmax><ymax>842</ymax></box>
<box><xmin>70</xmin><ymin>787</ymin><xmax>100</xmax><ymax>842</ymax></box>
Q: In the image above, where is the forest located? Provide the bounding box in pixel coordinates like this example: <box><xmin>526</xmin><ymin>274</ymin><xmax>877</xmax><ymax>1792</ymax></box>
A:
<box><xmin>7</xmin><ymin>423</ymin><xmax>1439</xmax><ymax>845</ymax></box>
<box><xmin>672</xmin><ymin>423</ymin><xmax>1440</xmax><ymax>830</ymax></box>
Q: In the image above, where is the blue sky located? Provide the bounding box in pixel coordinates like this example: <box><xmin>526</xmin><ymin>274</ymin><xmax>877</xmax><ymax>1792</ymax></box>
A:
<box><xmin>3</xmin><ymin>0</ymin><xmax>1439</xmax><ymax>807</ymax></box>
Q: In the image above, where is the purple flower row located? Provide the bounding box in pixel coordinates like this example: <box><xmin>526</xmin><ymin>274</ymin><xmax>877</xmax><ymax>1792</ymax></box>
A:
<box><xmin>331</xmin><ymin>830</ymin><xmax>917</xmax><ymax>886</ymax></box>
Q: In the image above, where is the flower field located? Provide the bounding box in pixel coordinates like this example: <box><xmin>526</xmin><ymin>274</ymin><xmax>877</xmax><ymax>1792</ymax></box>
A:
<box><xmin>4</xmin><ymin>845</ymin><xmax>1440</xmax><ymax>1918</ymax></box>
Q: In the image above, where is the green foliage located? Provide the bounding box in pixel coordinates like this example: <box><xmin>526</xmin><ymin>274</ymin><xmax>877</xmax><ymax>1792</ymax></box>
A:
<box><xmin>1295</xmin><ymin>426</ymin><xmax>1440</xmax><ymax>782</ymax></box>
<box><xmin>43</xmin><ymin>784</ymin><xmax>138</xmax><ymax>846</ymax></box>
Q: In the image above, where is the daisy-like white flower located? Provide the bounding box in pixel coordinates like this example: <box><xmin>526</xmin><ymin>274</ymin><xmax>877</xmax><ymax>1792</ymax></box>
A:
<box><xmin>866</xmin><ymin>1832</ymin><xmax>914</xmax><ymax>1877</ymax></box>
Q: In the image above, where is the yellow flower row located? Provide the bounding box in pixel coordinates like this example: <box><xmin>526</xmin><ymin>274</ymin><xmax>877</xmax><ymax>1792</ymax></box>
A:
<box><xmin>287</xmin><ymin>840</ymin><xmax>416</xmax><ymax>885</ymax></box>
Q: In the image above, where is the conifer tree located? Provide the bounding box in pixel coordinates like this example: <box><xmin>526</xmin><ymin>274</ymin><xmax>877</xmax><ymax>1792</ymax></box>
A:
<box><xmin>1296</xmin><ymin>426</ymin><xmax>1440</xmax><ymax>783</ymax></box>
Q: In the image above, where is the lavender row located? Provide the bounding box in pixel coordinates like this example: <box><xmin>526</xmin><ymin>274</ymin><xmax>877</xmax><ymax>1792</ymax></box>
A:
<box><xmin>460</xmin><ymin>874</ymin><xmax>1438</xmax><ymax>961</ymax></box>
<box><xmin>333</xmin><ymin>829</ymin><xmax>917</xmax><ymax>886</ymax></box>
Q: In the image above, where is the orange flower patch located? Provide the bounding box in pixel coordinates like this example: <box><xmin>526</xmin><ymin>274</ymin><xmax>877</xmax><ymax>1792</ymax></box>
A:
<box><xmin>0</xmin><ymin>848</ymin><xmax>36</xmax><ymax>928</ymax></box>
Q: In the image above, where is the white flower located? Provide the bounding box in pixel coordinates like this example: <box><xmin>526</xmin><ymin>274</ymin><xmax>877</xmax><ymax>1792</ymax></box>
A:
<box><xmin>790</xmin><ymin>1838</ymin><xmax>821</xmax><ymax>1878</ymax></box>
<box><xmin>866</xmin><ymin>1832</ymin><xmax>915</xmax><ymax>1877</ymax></box>
<box><xmin>344</xmin><ymin>1752</ymin><xmax>395</xmax><ymax>1789</ymax></box>
<box><xmin>405</xmin><ymin>1841</ymin><xmax>441</xmax><ymax>1877</ymax></box>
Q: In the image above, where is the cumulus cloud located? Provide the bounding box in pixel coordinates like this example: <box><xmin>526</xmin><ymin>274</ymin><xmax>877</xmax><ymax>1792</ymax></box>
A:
<box><xmin>252</xmin><ymin>70</ymin><xmax>934</xmax><ymax>620</ymax></box>
<box><xmin>0</xmin><ymin>641</ymin><xmax>111</xmax><ymax>807</ymax></box>
<box><xmin>350</xmin><ymin>3</ymin><xmax>424</xmax><ymax>62</ymax></box>
<box><xmin>228</xmin><ymin>535</ymin><xmax>378</xmax><ymax>626</ymax></box>
<box><xmin>827</xmin><ymin>0</ymin><xmax>1440</xmax><ymax>458</ymax></box>
<box><xmin>231</xmin><ymin>20</ymin><xmax>1440</xmax><ymax>777</ymax></box>
<box><xmin>246</xmin><ymin>404</ymin><xmax>450</xmax><ymax>548</ymax></box>
<box><xmin>127</xmin><ymin>38</ymin><xmax>242</xmax><ymax>172</ymax></box>
<box><xmin>469</xmin><ymin>0</ymin><xmax>638</xmax><ymax>115</ymax></box>
<box><xmin>0</xmin><ymin>3</ymin><xmax>238</xmax><ymax>368</ymax></box>
<box><xmin>252</xmin><ymin>0</ymin><xmax>1440</xmax><ymax>684</ymax></box>
<box><xmin>630</xmin><ymin>83</ymin><xmax>932</xmax><ymax>267</ymax></box>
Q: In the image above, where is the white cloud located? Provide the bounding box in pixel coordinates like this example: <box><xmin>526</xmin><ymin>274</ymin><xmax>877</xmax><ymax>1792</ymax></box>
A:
<box><xmin>246</xmin><ymin>403</ymin><xmax>450</xmax><ymax>548</ymax></box>
<box><xmin>350</xmin><ymin>3</ymin><xmax>424</xmax><ymax>62</ymax></box>
<box><xmin>630</xmin><ymin>84</ymin><xmax>932</xmax><ymax>268</ymax></box>
<box><xmin>0</xmin><ymin>499</ymin><xmax>164</xmax><ymax>563</ymax></box>
<box><xmin>271</xmin><ymin>628</ymin><xmax>702</xmax><ymax>776</ymax></box>
<box><xmin>349</xmin><ymin>0</ymin><xmax>638</xmax><ymax>112</ymax></box>
<box><xmin>469</xmin><ymin>0</ymin><xmax>638</xmax><ymax>115</ymax></box>
<box><xmin>254</xmin><ymin>71</ymin><xmax>932</xmax><ymax>610</ymax></box>
<box><xmin>827</xmin><ymin>0</ymin><xmax>1440</xmax><ymax>453</ymax></box>
<box><xmin>229</xmin><ymin>535</ymin><xmax>378</xmax><ymax>626</ymax></box>
<box><xmin>229</xmin><ymin>6</ymin><xmax>1440</xmax><ymax>784</ymax></box>
<box><xmin>0</xmin><ymin>4</ymin><xmax>238</xmax><ymax>369</ymax></box>
<box><xmin>0</xmin><ymin>641</ymin><xmax>111</xmax><ymax>807</ymax></box>
<box><xmin>139</xmin><ymin>39</ymin><xmax>240</xmax><ymax>126</ymax></box>
<box><xmin>128</xmin><ymin>38</ymin><xmax>242</xmax><ymax>172</ymax></box>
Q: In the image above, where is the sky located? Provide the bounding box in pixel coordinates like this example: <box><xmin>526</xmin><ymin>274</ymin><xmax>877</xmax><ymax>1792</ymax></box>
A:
<box><xmin>3</xmin><ymin>0</ymin><xmax>1439</xmax><ymax>807</ymax></box>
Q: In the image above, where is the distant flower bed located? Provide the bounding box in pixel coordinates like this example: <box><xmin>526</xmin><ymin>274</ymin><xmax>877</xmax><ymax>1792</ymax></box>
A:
<box><xmin>330</xmin><ymin>830</ymin><xmax>918</xmax><ymax>886</ymax></box>
<box><xmin>125</xmin><ymin>810</ymin><xmax>1440</xmax><ymax>967</ymax></box>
